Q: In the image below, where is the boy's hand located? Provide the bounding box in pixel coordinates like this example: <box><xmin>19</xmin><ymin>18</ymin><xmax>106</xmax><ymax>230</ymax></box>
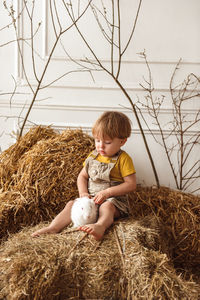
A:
<box><xmin>93</xmin><ymin>189</ymin><xmax>110</xmax><ymax>205</ymax></box>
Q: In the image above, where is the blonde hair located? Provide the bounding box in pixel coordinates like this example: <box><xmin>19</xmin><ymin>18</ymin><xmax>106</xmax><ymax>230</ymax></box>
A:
<box><xmin>92</xmin><ymin>111</ymin><xmax>131</xmax><ymax>139</ymax></box>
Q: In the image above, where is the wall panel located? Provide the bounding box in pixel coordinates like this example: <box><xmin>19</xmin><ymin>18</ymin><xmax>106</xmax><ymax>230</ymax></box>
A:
<box><xmin>0</xmin><ymin>0</ymin><xmax>199</xmax><ymax>193</ymax></box>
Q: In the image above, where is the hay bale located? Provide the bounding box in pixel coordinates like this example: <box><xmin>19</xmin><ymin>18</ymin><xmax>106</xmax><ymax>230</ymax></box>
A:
<box><xmin>122</xmin><ymin>244</ymin><xmax>199</xmax><ymax>300</ymax></box>
<box><xmin>0</xmin><ymin>216</ymin><xmax>199</xmax><ymax>300</ymax></box>
<box><xmin>0</xmin><ymin>125</ymin><xmax>200</xmax><ymax>298</ymax></box>
<box><xmin>0</xmin><ymin>127</ymin><xmax>94</xmax><ymax>240</ymax></box>
<box><xmin>0</xmin><ymin>191</ymin><xmax>27</xmax><ymax>241</ymax></box>
<box><xmin>13</xmin><ymin>129</ymin><xmax>94</xmax><ymax>220</ymax></box>
<box><xmin>0</xmin><ymin>126</ymin><xmax>57</xmax><ymax>191</ymax></box>
<box><xmin>129</xmin><ymin>186</ymin><xmax>200</xmax><ymax>269</ymax></box>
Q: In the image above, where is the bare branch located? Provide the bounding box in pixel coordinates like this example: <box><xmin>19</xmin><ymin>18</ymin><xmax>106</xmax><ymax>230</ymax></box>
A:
<box><xmin>138</xmin><ymin>53</ymin><xmax>200</xmax><ymax>193</ymax></box>
<box><xmin>121</xmin><ymin>0</ymin><xmax>143</xmax><ymax>55</ymax></box>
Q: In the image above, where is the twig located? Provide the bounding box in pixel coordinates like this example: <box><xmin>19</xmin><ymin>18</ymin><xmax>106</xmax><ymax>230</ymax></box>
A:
<box><xmin>113</xmin><ymin>227</ymin><xmax>125</xmax><ymax>267</ymax></box>
<box><xmin>138</xmin><ymin>52</ymin><xmax>200</xmax><ymax>193</ymax></box>
<box><xmin>67</xmin><ymin>232</ymin><xmax>88</xmax><ymax>257</ymax></box>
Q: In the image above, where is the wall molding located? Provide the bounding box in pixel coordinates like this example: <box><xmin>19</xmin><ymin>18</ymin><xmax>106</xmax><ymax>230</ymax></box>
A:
<box><xmin>0</xmin><ymin>101</ymin><xmax>199</xmax><ymax>116</ymax></box>
<box><xmin>15</xmin><ymin>77</ymin><xmax>200</xmax><ymax>92</ymax></box>
<box><xmin>3</xmin><ymin>101</ymin><xmax>198</xmax><ymax>136</ymax></box>
<box><xmin>48</xmin><ymin>55</ymin><xmax>200</xmax><ymax>66</ymax></box>
<box><xmin>22</xmin><ymin>121</ymin><xmax>199</xmax><ymax>137</ymax></box>
<box><xmin>14</xmin><ymin>0</ymin><xmax>200</xmax><ymax>88</ymax></box>
<box><xmin>42</xmin><ymin>2</ymin><xmax>200</xmax><ymax>65</ymax></box>
<box><xmin>14</xmin><ymin>0</ymin><xmax>23</xmax><ymax>80</ymax></box>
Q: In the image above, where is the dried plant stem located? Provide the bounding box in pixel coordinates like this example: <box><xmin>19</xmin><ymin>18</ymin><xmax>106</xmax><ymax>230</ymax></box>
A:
<box><xmin>2</xmin><ymin>1</ymin><xmax>160</xmax><ymax>186</ymax></box>
<box><xmin>114</xmin><ymin>78</ymin><xmax>160</xmax><ymax>187</ymax></box>
<box><xmin>67</xmin><ymin>232</ymin><xmax>88</xmax><ymax>257</ymax></box>
<box><xmin>113</xmin><ymin>227</ymin><xmax>125</xmax><ymax>267</ymax></box>
<box><xmin>137</xmin><ymin>51</ymin><xmax>200</xmax><ymax>193</ymax></box>
<box><xmin>64</xmin><ymin>0</ymin><xmax>160</xmax><ymax>188</ymax></box>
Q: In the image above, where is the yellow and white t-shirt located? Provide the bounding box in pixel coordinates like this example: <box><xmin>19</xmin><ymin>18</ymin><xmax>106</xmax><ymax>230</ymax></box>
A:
<box><xmin>84</xmin><ymin>150</ymin><xmax>136</xmax><ymax>182</ymax></box>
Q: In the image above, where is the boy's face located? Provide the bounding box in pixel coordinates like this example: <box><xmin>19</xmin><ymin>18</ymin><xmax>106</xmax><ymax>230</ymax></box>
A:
<box><xmin>94</xmin><ymin>135</ymin><xmax>127</xmax><ymax>157</ymax></box>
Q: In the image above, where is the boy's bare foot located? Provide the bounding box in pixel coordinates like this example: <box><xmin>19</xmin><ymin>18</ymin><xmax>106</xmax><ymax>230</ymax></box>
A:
<box><xmin>31</xmin><ymin>226</ymin><xmax>58</xmax><ymax>237</ymax></box>
<box><xmin>79</xmin><ymin>223</ymin><xmax>106</xmax><ymax>241</ymax></box>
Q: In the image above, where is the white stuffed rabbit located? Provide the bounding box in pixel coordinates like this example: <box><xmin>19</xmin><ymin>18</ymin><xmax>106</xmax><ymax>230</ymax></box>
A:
<box><xmin>71</xmin><ymin>197</ymin><xmax>98</xmax><ymax>227</ymax></box>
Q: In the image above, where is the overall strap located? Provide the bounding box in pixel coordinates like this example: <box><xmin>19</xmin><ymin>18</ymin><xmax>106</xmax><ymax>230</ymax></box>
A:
<box><xmin>109</xmin><ymin>150</ymin><xmax>122</xmax><ymax>164</ymax></box>
<box><xmin>89</xmin><ymin>149</ymin><xmax>99</xmax><ymax>160</ymax></box>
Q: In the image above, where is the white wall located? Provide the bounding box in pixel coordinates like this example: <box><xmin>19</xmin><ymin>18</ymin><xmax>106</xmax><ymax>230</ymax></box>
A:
<box><xmin>0</xmin><ymin>0</ymin><xmax>199</xmax><ymax>193</ymax></box>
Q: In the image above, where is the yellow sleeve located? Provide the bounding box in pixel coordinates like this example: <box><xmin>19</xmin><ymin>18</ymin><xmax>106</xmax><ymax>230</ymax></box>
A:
<box><xmin>110</xmin><ymin>151</ymin><xmax>136</xmax><ymax>181</ymax></box>
<box><xmin>118</xmin><ymin>151</ymin><xmax>136</xmax><ymax>178</ymax></box>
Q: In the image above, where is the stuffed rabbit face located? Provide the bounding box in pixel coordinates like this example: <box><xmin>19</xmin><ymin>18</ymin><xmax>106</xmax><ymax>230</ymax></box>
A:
<box><xmin>71</xmin><ymin>197</ymin><xmax>98</xmax><ymax>227</ymax></box>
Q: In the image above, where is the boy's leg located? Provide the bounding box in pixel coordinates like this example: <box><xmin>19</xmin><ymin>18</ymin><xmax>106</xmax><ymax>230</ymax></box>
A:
<box><xmin>79</xmin><ymin>201</ymin><xmax>120</xmax><ymax>240</ymax></box>
<box><xmin>31</xmin><ymin>200</ymin><xmax>74</xmax><ymax>237</ymax></box>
